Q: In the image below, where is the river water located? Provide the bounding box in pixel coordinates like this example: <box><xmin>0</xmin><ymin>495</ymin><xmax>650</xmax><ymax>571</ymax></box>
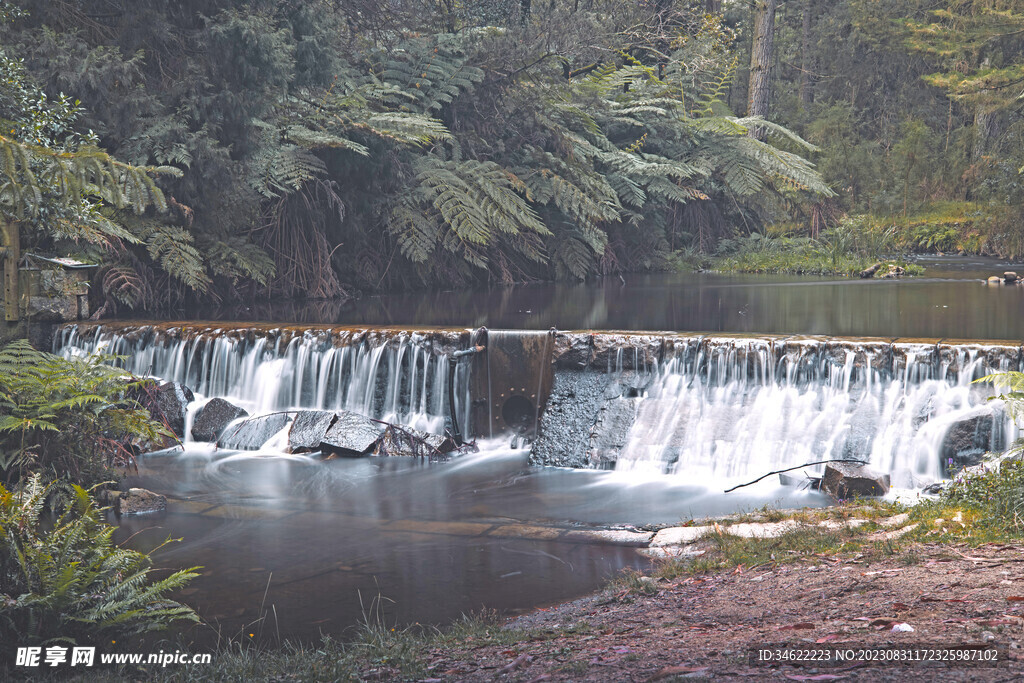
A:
<box><xmin>151</xmin><ymin>256</ymin><xmax>1024</xmax><ymax>340</ymax></box>
<box><xmin>71</xmin><ymin>256</ymin><xmax>1023</xmax><ymax>643</ymax></box>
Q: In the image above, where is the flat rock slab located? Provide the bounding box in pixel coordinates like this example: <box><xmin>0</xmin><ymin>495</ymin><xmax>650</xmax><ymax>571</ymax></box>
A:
<box><xmin>118</xmin><ymin>488</ymin><xmax>166</xmax><ymax>515</ymax></box>
<box><xmin>638</xmin><ymin>546</ymin><xmax>707</xmax><ymax>559</ymax></box>
<box><xmin>218</xmin><ymin>414</ymin><xmax>291</xmax><ymax>450</ymax></box>
<box><xmin>651</xmin><ymin>526</ymin><xmax>706</xmax><ymax>546</ymax></box>
<box><xmin>191</xmin><ymin>398</ymin><xmax>248</xmax><ymax>442</ymax></box>
<box><xmin>488</xmin><ymin>524</ymin><xmax>564</xmax><ymax>540</ymax></box>
<box><xmin>288</xmin><ymin>410</ymin><xmax>338</xmax><ymax>453</ymax></box>
<box><xmin>321</xmin><ymin>411</ymin><xmax>383</xmax><ymax>455</ymax></box>
<box><xmin>652</xmin><ymin>520</ymin><xmax>800</xmax><ymax>547</ymax></box>
<box><xmin>561</xmin><ymin>529</ymin><xmax>654</xmax><ymax>546</ymax></box>
<box><xmin>384</xmin><ymin>519</ymin><xmax>494</xmax><ymax>536</ymax></box>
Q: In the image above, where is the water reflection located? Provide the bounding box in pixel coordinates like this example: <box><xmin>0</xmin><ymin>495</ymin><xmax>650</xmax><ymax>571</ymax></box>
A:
<box><xmin>120</xmin><ymin>444</ymin><xmax>826</xmax><ymax>642</ymax></box>
<box><xmin>136</xmin><ymin>256</ymin><xmax>1024</xmax><ymax>340</ymax></box>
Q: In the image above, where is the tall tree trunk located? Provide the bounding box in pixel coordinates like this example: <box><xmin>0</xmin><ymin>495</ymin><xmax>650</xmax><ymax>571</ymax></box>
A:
<box><xmin>747</xmin><ymin>0</ymin><xmax>777</xmax><ymax>140</ymax></box>
<box><xmin>705</xmin><ymin>0</ymin><xmax>721</xmax><ymax>11</ymax></box>
<box><xmin>799</xmin><ymin>0</ymin><xmax>813</xmax><ymax>109</ymax></box>
<box><xmin>2</xmin><ymin>219</ymin><xmax>20</xmax><ymax>322</ymax></box>
<box><xmin>972</xmin><ymin>105</ymin><xmax>1001</xmax><ymax>161</ymax></box>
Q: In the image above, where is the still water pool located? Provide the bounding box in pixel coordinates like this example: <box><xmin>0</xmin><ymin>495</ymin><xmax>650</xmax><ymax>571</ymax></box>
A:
<box><xmin>155</xmin><ymin>256</ymin><xmax>1024</xmax><ymax>340</ymax></box>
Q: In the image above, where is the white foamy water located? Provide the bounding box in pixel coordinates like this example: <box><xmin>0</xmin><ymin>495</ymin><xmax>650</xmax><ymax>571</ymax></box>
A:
<box><xmin>56</xmin><ymin>325</ymin><xmax>1021</xmax><ymax>487</ymax></box>
<box><xmin>56</xmin><ymin>325</ymin><xmax>470</xmax><ymax>438</ymax></box>
<box><xmin>609</xmin><ymin>337</ymin><xmax>1018</xmax><ymax>487</ymax></box>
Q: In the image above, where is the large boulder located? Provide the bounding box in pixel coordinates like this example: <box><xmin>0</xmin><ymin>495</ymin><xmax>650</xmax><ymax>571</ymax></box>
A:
<box><xmin>320</xmin><ymin>411</ymin><xmax>383</xmax><ymax>456</ymax></box>
<box><xmin>288</xmin><ymin>410</ymin><xmax>338</xmax><ymax>453</ymax></box>
<box><xmin>218</xmin><ymin>413</ymin><xmax>291</xmax><ymax>450</ymax></box>
<box><xmin>117</xmin><ymin>488</ymin><xmax>166</xmax><ymax>515</ymax></box>
<box><xmin>191</xmin><ymin>398</ymin><xmax>248</xmax><ymax>442</ymax></box>
<box><xmin>941</xmin><ymin>412</ymin><xmax>994</xmax><ymax>475</ymax></box>
<box><xmin>821</xmin><ymin>461</ymin><xmax>890</xmax><ymax>498</ymax></box>
<box><xmin>148</xmin><ymin>382</ymin><xmax>195</xmax><ymax>438</ymax></box>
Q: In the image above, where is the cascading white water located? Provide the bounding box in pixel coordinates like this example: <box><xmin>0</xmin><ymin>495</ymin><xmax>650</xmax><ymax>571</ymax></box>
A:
<box><xmin>609</xmin><ymin>337</ymin><xmax>1020</xmax><ymax>486</ymax></box>
<box><xmin>55</xmin><ymin>325</ymin><xmax>471</xmax><ymax>440</ymax></box>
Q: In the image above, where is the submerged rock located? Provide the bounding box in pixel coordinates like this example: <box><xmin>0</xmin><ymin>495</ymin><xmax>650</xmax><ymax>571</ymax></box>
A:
<box><xmin>320</xmin><ymin>411</ymin><xmax>383</xmax><ymax>456</ymax></box>
<box><xmin>218</xmin><ymin>413</ymin><xmax>291</xmax><ymax>450</ymax></box>
<box><xmin>821</xmin><ymin>461</ymin><xmax>890</xmax><ymax>498</ymax></box>
<box><xmin>192</xmin><ymin>398</ymin><xmax>248</xmax><ymax>442</ymax></box>
<box><xmin>778</xmin><ymin>472</ymin><xmax>822</xmax><ymax>490</ymax></box>
<box><xmin>288</xmin><ymin>410</ymin><xmax>338</xmax><ymax>453</ymax></box>
<box><xmin>118</xmin><ymin>488</ymin><xmax>166</xmax><ymax>515</ymax></box>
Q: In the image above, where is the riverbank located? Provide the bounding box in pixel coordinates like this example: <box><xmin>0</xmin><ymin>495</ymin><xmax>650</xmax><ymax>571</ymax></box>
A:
<box><xmin>704</xmin><ymin>202</ymin><xmax>1024</xmax><ymax>279</ymax></box>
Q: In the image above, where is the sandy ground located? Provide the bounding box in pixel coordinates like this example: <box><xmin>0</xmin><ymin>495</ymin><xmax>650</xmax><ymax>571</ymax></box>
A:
<box><xmin>418</xmin><ymin>542</ymin><xmax>1024</xmax><ymax>682</ymax></box>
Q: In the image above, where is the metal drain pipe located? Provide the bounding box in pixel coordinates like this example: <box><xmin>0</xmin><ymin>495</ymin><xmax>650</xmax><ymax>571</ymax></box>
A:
<box><xmin>448</xmin><ymin>344</ymin><xmax>485</xmax><ymax>445</ymax></box>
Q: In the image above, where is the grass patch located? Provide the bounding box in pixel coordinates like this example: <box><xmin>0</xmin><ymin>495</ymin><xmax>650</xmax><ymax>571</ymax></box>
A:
<box><xmin>887</xmin><ymin>201</ymin><xmax>1017</xmax><ymax>256</ymax></box>
<box><xmin>38</xmin><ymin>609</ymin><xmax>597</xmax><ymax>682</ymax></box>
<box><xmin>709</xmin><ymin>227</ymin><xmax>922</xmax><ymax>277</ymax></box>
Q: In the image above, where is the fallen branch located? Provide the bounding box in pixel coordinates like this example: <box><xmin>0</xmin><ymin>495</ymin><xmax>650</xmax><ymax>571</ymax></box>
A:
<box><xmin>724</xmin><ymin>459</ymin><xmax>868</xmax><ymax>493</ymax></box>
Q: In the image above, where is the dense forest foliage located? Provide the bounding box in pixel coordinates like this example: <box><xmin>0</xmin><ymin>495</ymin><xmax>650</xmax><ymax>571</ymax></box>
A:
<box><xmin>3</xmin><ymin>0</ymin><xmax>1024</xmax><ymax>312</ymax></box>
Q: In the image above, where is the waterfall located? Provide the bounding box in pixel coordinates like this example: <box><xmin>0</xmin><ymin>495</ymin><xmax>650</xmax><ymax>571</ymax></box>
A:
<box><xmin>604</xmin><ymin>337</ymin><xmax>1019</xmax><ymax>486</ymax></box>
<box><xmin>55</xmin><ymin>324</ymin><xmax>1022</xmax><ymax>484</ymax></box>
<box><xmin>55</xmin><ymin>324</ymin><xmax>470</xmax><ymax>438</ymax></box>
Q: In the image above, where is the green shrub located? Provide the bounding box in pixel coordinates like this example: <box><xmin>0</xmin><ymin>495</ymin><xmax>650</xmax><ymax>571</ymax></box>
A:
<box><xmin>0</xmin><ymin>340</ymin><xmax>170</xmax><ymax>486</ymax></box>
<box><xmin>941</xmin><ymin>458</ymin><xmax>1024</xmax><ymax>533</ymax></box>
<box><xmin>0</xmin><ymin>475</ymin><xmax>199</xmax><ymax>652</ymax></box>
<box><xmin>940</xmin><ymin>371</ymin><xmax>1024</xmax><ymax>532</ymax></box>
<box><xmin>710</xmin><ymin>231</ymin><xmax>921</xmax><ymax>276</ymax></box>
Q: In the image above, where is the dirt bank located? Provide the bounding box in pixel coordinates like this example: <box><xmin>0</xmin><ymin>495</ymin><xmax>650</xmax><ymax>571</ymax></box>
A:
<box><xmin>419</xmin><ymin>542</ymin><xmax>1024</xmax><ymax>682</ymax></box>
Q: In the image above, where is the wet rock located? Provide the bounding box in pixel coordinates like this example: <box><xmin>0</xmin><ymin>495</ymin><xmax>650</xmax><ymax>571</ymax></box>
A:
<box><xmin>922</xmin><ymin>481</ymin><xmax>946</xmax><ymax>495</ymax></box>
<box><xmin>1006</xmin><ymin>271</ymin><xmax>1019</xmax><ymax>284</ymax></box>
<box><xmin>191</xmin><ymin>398</ymin><xmax>248</xmax><ymax>442</ymax></box>
<box><xmin>589</xmin><ymin>335</ymin><xmax>660</xmax><ymax>371</ymax></box>
<box><xmin>860</xmin><ymin>262</ymin><xmax>883</xmax><ymax>278</ymax></box>
<box><xmin>879</xmin><ymin>264</ymin><xmax>906</xmax><ymax>279</ymax></box>
<box><xmin>148</xmin><ymin>382</ymin><xmax>195</xmax><ymax>438</ymax></box>
<box><xmin>374</xmin><ymin>425</ymin><xmax>456</xmax><ymax>459</ymax></box>
<box><xmin>587</xmin><ymin>397</ymin><xmax>639</xmax><ymax>469</ymax></box>
<box><xmin>118</xmin><ymin>488</ymin><xmax>166</xmax><ymax>515</ymax></box>
<box><xmin>320</xmin><ymin>411</ymin><xmax>383</xmax><ymax>456</ymax></box>
<box><xmin>821</xmin><ymin>461</ymin><xmax>890</xmax><ymax>498</ymax></box>
<box><xmin>988</xmin><ymin>275</ymin><xmax>1003</xmax><ymax>285</ymax></box>
<box><xmin>530</xmin><ymin>370</ymin><xmax>616</xmax><ymax>468</ymax></box>
<box><xmin>778</xmin><ymin>472</ymin><xmax>822</xmax><ymax>490</ymax></box>
<box><xmin>94</xmin><ymin>488</ymin><xmax>120</xmax><ymax>507</ymax></box>
<box><xmin>218</xmin><ymin>413</ymin><xmax>291</xmax><ymax>450</ymax></box>
<box><xmin>551</xmin><ymin>332</ymin><xmax>594</xmax><ymax>368</ymax></box>
<box><xmin>941</xmin><ymin>411</ymin><xmax>995</xmax><ymax>475</ymax></box>
<box><xmin>287</xmin><ymin>410</ymin><xmax>337</xmax><ymax>453</ymax></box>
